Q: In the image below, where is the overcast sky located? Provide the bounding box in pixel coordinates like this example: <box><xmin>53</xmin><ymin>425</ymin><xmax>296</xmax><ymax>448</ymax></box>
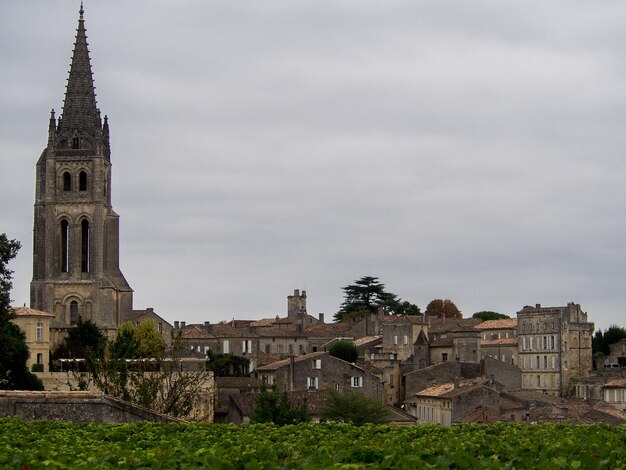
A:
<box><xmin>2</xmin><ymin>2</ymin><xmax>626</xmax><ymax>330</ymax></box>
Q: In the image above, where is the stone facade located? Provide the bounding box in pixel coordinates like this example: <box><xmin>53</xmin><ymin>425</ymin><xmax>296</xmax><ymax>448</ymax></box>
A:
<box><xmin>0</xmin><ymin>391</ymin><xmax>182</xmax><ymax>423</ymax></box>
<box><xmin>255</xmin><ymin>352</ymin><xmax>384</xmax><ymax>403</ymax></box>
<box><xmin>517</xmin><ymin>303</ymin><xmax>594</xmax><ymax>396</ymax></box>
<box><xmin>10</xmin><ymin>307</ymin><xmax>55</xmax><ymax>372</ymax></box>
<box><xmin>30</xmin><ymin>5</ymin><xmax>133</xmax><ymax>340</ymax></box>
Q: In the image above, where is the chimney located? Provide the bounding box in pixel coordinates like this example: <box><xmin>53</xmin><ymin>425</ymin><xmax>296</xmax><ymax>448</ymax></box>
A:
<box><xmin>453</xmin><ymin>377</ymin><xmax>460</xmax><ymax>389</ymax></box>
<box><xmin>319</xmin><ymin>313</ymin><xmax>325</xmax><ymax>323</ymax></box>
<box><xmin>535</xmin><ymin>304</ymin><xmax>541</xmax><ymax>308</ymax></box>
<box><xmin>181</xmin><ymin>321</ymin><xmax>186</xmax><ymax>328</ymax></box>
<box><xmin>204</xmin><ymin>321</ymin><xmax>211</xmax><ymax>327</ymax></box>
<box><xmin>147</xmin><ymin>307</ymin><xmax>154</xmax><ymax>313</ymax></box>
<box><xmin>174</xmin><ymin>321</ymin><xmax>179</xmax><ymax>329</ymax></box>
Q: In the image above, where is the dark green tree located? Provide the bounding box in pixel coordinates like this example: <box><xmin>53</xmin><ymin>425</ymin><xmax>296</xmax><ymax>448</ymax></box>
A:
<box><xmin>0</xmin><ymin>234</ymin><xmax>43</xmax><ymax>390</ymax></box>
<box><xmin>425</xmin><ymin>299</ymin><xmax>462</xmax><ymax>319</ymax></box>
<box><xmin>206</xmin><ymin>350</ymin><xmax>250</xmax><ymax>377</ymax></box>
<box><xmin>335</xmin><ymin>276</ymin><xmax>419</xmax><ymax>322</ymax></box>
<box><xmin>472</xmin><ymin>311</ymin><xmax>510</xmax><ymax>321</ymax></box>
<box><xmin>593</xmin><ymin>325</ymin><xmax>626</xmax><ymax>356</ymax></box>
<box><xmin>328</xmin><ymin>340</ymin><xmax>358</xmax><ymax>363</ymax></box>
<box><xmin>52</xmin><ymin>318</ymin><xmax>107</xmax><ymax>362</ymax></box>
<box><xmin>251</xmin><ymin>384</ymin><xmax>310</xmax><ymax>425</ymax></box>
<box><xmin>319</xmin><ymin>389</ymin><xmax>389</xmax><ymax>425</ymax></box>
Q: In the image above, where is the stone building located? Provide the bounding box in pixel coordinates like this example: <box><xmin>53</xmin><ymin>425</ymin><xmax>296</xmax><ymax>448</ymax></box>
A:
<box><xmin>11</xmin><ymin>307</ymin><xmax>55</xmax><ymax>373</ymax></box>
<box><xmin>517</xmin><ymin>303</ymin><xmax>594</xmax><ymax>396</ymax></box>
<box><xmin>255</xmin><ymin>352</ymin><xmax>384</xmax><ymax>403</ymax></box>
<box><xmin>476</xmin><ymin>318</ymin><xmax>518</xmax><ymax>365</ymax></box>
<box><xmin>30</xmin><ymin>5</ymin><xmax>133</xmax><ymax>341</ymax></box>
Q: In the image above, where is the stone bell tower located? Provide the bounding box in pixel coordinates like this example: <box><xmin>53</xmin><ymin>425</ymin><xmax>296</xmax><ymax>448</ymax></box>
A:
<box><xmin>30</xmin><ymin>4</ymin><xmax>133</xmax><ymax>334</ymax></box>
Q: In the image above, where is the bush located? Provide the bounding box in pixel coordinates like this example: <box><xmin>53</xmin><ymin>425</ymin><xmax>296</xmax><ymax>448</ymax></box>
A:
<box><xmin>31</xmin><ymin>363</ymin><xmax>44</xmax><ymax>373</ymax></box>
<box><xmin>328</xmin><ymin>340</ymin><xmax>358</xmax><ymax>363</ymax></box>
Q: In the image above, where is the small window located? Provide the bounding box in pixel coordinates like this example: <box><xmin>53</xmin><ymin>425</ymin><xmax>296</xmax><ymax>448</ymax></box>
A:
<box><xmin>442</xmin><ymin>353</ymin><xmax>448</xmax><ymax>362</ymax></box>
<box><xmin>37</xmin><ymin>353</ymin><xmax>43</xmax><ymax>365</ymax></box>
<box><xmin>79</xmin><ymin>171</ymin><xmax>87</xmax><ymax>191</ymax></box>
<box><xmin>72</xmin><ymin>136</ymin><xmax>80</xmax><ymax>149</ymax></box>
<box><xmin>36</xmin><ymin>323</ymin><xmax>43</xmax><ymax>342</ymax></box>
<box><xmin>313</xmin><ymin>359</ymin><xmax>322</xmax><ymax>369</ymax></box>
<box><xmin>63</xmin><ymin>172</ymin><xmax>72</xmax><ymax>191</ymax></box>
<box><xmin>403</xmin><ymin>335</ymin><xmax>408</xmax><ymax>345</ymax></box>
<box><xmin>393</xmin><ymin>335</ymin><xmax>398</xmax><ymax>345</ymax></box>
<box><xmin>223</xmin><ymin>340</ymin><xmax>230</xmax><ymax>354</ymax></box>
<box><xmin>242</xmin><ymin>340</ymin><xmax>252</xmax><ymax>354</ymax></box>
<box><xmin>308</xmin><ymin>377</ymin><xmax>318</xmax><ymax>389</ymax></box>
<box><xmin>352</xmin><ymin>376</ymin><xmax>363</xmax><ymax>388</ymax></box>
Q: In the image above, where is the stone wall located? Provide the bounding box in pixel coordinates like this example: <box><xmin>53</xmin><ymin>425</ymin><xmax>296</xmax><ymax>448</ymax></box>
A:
<box><xmin>0</xmin><ymin>391</ymin><xmax>182</xmax><ymax>423</ymax></box>
<box><xmin>481</xmin><ymin>357</ymin><xmax>521</xmax><ymax>390</ymax></box>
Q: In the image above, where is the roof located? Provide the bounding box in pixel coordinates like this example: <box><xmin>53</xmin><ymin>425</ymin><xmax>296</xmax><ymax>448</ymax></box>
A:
<box><xmin>256</xmin><ymin>352</ymin><xmax>327</xmax><ymax>371</ymax></box>
<box><xmin>604</xmin><ymin>377</ymin><xmax>626</xmax><ymax>388</ymax></box>
<box><xmin>415</xmin><ymin>379</ymin><xmax>490</xmax><ymax>399</ymax></box>
<box><xmin>131</xmin><ymin>309</ymin><xmax>172</xmax><ymax>327</ymax></box>
<box><xmin>429</xmin><ymin>318</ymin><xmax>481</xmax><ymax>334</ymax></box>
<box><xmin>257</xmin><ymin>327</ymin><xmax>306</xmax><ymax>338</ymax></box>
<box><xmin>353</xmin><ymin>335</ymin><xmax>383</xmax><ymax>347</ymax></box>
<box><xmin>475</xmin><ymin>319</ymin><xmax>518</xmax><ymax>330</ymax></box>
<box><xmin>481</xmin><ymin>338</ymin><xmax>518</xmax><ymax>347</ymax></box>
<box><xmin>304</xmin><ymin>322</ymin><xmax>352</xmax><ymax>337</ymax></box>
<box><xmin>182</xmin><ymin>324</ymin><xmax>215</xmax><ymax>339</ymax></box>
<box><xmin>250</xmin><ymin>318</ymin><xmax>277</xmax><ymax>328</ymax></box>
<box><xmin>11</xmin><ymin>307</ymin><xmax>54</xmax><ymax>318</ymax></box>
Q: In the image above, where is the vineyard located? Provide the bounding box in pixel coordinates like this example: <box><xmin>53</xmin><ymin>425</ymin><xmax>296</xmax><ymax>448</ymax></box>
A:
<box><xmin>1</xmin><ymin>418</ymin><xmax>625</xmax><ymax>468</ymax></box>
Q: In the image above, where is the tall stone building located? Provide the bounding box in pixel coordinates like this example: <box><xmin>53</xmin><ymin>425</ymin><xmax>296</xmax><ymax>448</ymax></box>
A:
<box><xmin>30</xmin><ymin>5</ymin><xmax>133</xmax><ymax>336</ymax></box>
<box><xmin>517</xmin><ymin>303</ymin><xmax>594</xmax><ymax>396</ymax></box>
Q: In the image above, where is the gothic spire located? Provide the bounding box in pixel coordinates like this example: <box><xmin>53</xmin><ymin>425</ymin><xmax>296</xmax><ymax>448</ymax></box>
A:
<box><xmin>55</xmin><ymin>3</ymin><xmax>105</xmax><ymax>155</ymax></box>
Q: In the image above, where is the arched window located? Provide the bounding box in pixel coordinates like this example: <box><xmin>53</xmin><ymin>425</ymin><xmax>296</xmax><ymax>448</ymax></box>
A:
<box><xmin>79</xmin><ymin>171</ymin><xmax>87</xmax><ymax>191</ymax></box>
<box><xmin>72</xmin><ymin>136</ymin><xmax>80</xmax><ymax>149</ymax></box>
<box><xmin>37</xmin><ymin>353</ymin><xmax>43</xmax><ymax>365</ymax></box>
<box><xmin>61</xmin><ymin>220</ymin><xmax>69</xmax><ymax>272</ymax></box>
<box><xmin>81</xmin><ymin>220</ymin><xmax>90</xmax><ymax>273</ymax></box>
<box><xmin>63</xmin><ymin>172</ymin><xmax>72</xmax><ymax>191</ymax></box>
<box><xmin>70</xmin><ymin>301</ymin><xmax>79</xmax><ymax>325</ymax></box>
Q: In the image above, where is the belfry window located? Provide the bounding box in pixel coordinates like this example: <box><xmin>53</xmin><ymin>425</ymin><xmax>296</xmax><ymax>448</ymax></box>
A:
<box><xmin>81</xmin><ymin>220</ymin><xmax>90</xmax><ymax>272</ymax></box>
<box><xmin>61</xmin><ymin>220</ymin><xmax>69</xmax><ymax>272</ymax></box>
<box><xmin>79</xmin><ymin>171</ymin><xmax>87</xmax><ymax>191</ymax></box>
<box><xmin>63</xmin><ymin>172</ymin><xmax>72</xmax><ymax>191</ymax></box>
<box><xmin>70</xmin><ymin>301</ymin><xmax>79</xmax><ymax>325</ymax></box>
<box><xmin>72</xmin><ymin>137</ymin><xmax>80</xmax><ymax>149</ymax></box>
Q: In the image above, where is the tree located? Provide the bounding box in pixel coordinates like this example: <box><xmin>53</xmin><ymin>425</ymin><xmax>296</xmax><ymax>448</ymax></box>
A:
<box><xmin>425</xmin><ymin>299</ymin><xmax>462</xmax><ymax>319</ymax></box>
<box><xmin>328</xmin><ymin>340</ymin><xmax>358</xmax><ymax>363</ymax></box>
<box><xmin>251</xmin><ymin>384</ymin><xmax>310</xmax><ymax>425</ymax></box>
<box><xmin>319</xmin><ymin>389</ymin><xmax>389</xmax><ymax>425</ymax></box>
<box><xmin>472</xmin><ymin>311</ymin><xmax>510</xmax><ymax>321</ymax></box>
<box><xmin>110</xmin><ymin>320</ymin><xmax>165</xmax><ymax>360</ymax></box>
<box><xmin>592</xmin><ymin>325</ymin><xmax>626</xmax><ymax>356</ymax></box>
<box><xmin>334</xmin><ymin>276</ymin><xmax>419</xmax><ymax>322</ymax></box>
<box><xmin>0</xmin><ymin>234</ymin><xmax>43</xmax><ymax>390</ymax></box>
<box><xmin>206</xmin><ymin>350</ymin><xmax>250</xmax><ymax>377</ymax></box>
<box><xmin>52</xmin><ymin>318</ymin><xmax>107</xmax><ymax>364</ymax></box>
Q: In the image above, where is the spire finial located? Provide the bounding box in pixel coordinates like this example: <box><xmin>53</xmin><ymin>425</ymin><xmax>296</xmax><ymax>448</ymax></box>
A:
<box><xmin>79</xmin><ymin>2</ymin><xmax>84</xmax><ymax>20</ymax></box>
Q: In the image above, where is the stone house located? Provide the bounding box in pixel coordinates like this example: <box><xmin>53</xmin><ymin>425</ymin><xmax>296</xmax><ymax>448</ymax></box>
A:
<box><xmin>481</xmin><ymin>356</ymin><xmax>522</xmax><ymax>390</ymax></box>
<box><xmin>407</xmin><ymin>378</ymin><xmax>501</xmax><ymax>426</ymax></box>
<box><xmin>11</xmin><ymin>307</ymin><xmax>55</xmax><ymax>373</ymax></box>
<box><xmin>428</xmin><ymin>318</ymin><xmax>482</xmax><ymax>365</ymax></box>
<box><xmin>130</xmin><ymin>308</ymin><xmax>173</xmax><ymax>347</ymax></box>
<box><xmin>476</xmin><ymin>318</ymin><xmax>518</xmax><ymax>365</ymax></box>
<box><xmin>572</xmin><ymin>375</ymin><xmax>606</xmax><ymax>401</ymax></box>
<box><xmin>602</xmin><ymin>377</ymin><xmax>626</xmax><ymax>412</ymax></box>
<box><xmin>517</xmin><ymin>303</ymin><xmax>594</xmax><ymax>396</ymax></box>
<box><xmin>255</xmin><ymin>352</ymin><xmax>384</xmax><ymax>403</ymax></box>
<box><xmin>403</xmin><ymin>361</ymin><xmax>481</xmax><ymax>399</ymax></box>
<box><xmin>214</xmin><ymin>376</ymin><xmax>260</xmax><ymax>423</ymax></box>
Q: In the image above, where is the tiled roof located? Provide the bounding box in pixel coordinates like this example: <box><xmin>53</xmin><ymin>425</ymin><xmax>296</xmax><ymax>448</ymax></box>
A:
<box><xmin>475</xmin><ymin>319</ymin><xmax>518</xmax><ymax>330</ymax></box>
<box><xmin>258</xmin><ymin>351</ymin><xmax>283</xmax><ymax>366</ymax></box>
<box><xmin>415</xmin><ymin>379</ymin><xmax>488</xmax><ymax>398</ymax></box>
<box><xmin>304</xmin><ymin>322</ymin><xmax>352</xmax><ymax>337</ymax></box>
<box><xmin>12</xmin><ymin>306</ymin><xmax>54</xmax><ymax>317</ymax></box>
<box><xmin>209</xmin><ymin>323</ymin><xmax>258</xmax><ymax>338</ymax></box>
<box><xmin>481</xmin><ymin>338</ymin><xmax>518</xmax><ymax>347</ymax></box>
<box><xmin>257</xmin><ymin>327</ymin><xmax>307</xmax><ymax>338</ymax></box>
<box><xmin>353</xmin><ymin>336</ymin><xmax>382</xmax><ymax>347</ymax></box>
<box><xmin>182</xmin><ymin>324</ymin><xmax>215</xmax><ymax>339</ymax></box>
<box><xmin>604</xmin><ymin>378</ymin><xmax>626</xmax><ymax>388</ymax></box>
<box><xmin>256</xmin><ymin>352</ymin><xmax>327</xmax><ymax>371</ymax></box>
<box><xmin>250</xmin><ymin>318</ymin><xmax>277</xmax><ymax>327</ymax></box>
<box><xmin>429</xmin><ymin>318</ymin><xmax>481</xmax><ymax>334</ymax></box>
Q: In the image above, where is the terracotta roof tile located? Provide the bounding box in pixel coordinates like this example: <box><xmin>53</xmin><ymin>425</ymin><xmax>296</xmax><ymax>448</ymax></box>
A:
<box><xmin>475</xmin><ymin>319</ymin><xmax>518</xmax><ymax>330</ymax></box>
<box><xmin>604</xmin><ymin>378</ymin><xmax>626</xmax><ymax>388</ymax></box>
<box><xmin>12</xmin><ymin>306</ymin><xmax>54</xmax><ymax>317</ymax></box>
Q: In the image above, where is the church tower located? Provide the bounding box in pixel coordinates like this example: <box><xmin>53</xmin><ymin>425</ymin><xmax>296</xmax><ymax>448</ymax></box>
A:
<box><xmin>31</xmin><ymin>4</ymin><xmax>133</xmax><ymax>334</ymax></box>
